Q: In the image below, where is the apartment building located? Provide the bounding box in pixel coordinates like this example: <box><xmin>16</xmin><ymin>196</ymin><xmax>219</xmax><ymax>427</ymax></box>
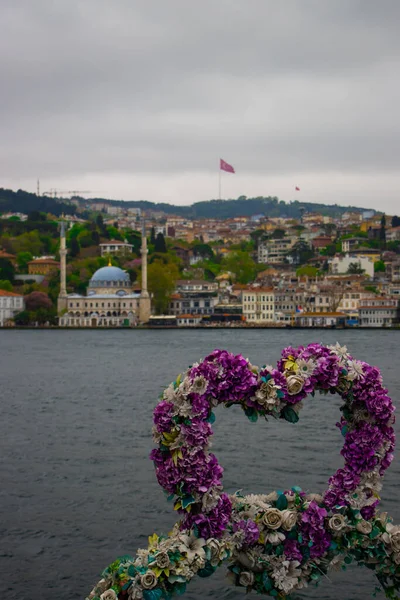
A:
<box><xmin>242</xmin><ymin>287</ymin><xmax>275</xmax><ymax>322</ymax></box>
<box><xmin>359</xmin><ymin>297</ymin><xmax>399</xmax><ymax>327</ymax></box>
<box><xmin>257</xmin><ymin>238</ymin><xmax>296</xmax><ymax>264</ymax></box>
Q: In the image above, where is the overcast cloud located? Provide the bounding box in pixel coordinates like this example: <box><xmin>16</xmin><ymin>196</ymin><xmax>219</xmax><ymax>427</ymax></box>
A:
<box><xmin>1</xmin><ymin>0</ymin><xmax>400</xmax><ymax>211</ymax></box>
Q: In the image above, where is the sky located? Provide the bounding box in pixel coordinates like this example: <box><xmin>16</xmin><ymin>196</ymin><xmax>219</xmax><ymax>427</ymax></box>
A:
<box><xmin>1</xmin><ymin>0</ymin><xmax>400</xmax><ymax>212</ymax></box>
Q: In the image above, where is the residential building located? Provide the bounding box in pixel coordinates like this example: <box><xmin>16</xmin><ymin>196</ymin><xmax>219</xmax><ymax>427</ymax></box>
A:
<box><xmin>168</xmin><ymin>280</ymin><xmax>218</xmax><ymax>316</ymax></box>
<box><xmin>99</xmin><ymin>240</ymin><xmax>133</xmax><ymax>256</ymax></box>
<box><xmin>0</xmin><ymin>290</ymin><xmax>24</xmax><ymax>326</ymax></box>
<box><xmin>242</xmin><ymin>287</ymin><xmax>275</xmax><ymax>322</ymax></box>
<box><xmin>358</xmin><ymin>297</ymin><xmax>399</xmax><ymax>327</ymax></box>
<box><xmin>0</xmin><ymin>249</ymin><xmax>17</xmax><ymax>264</ymax></box>
<box><xmin>294</xmin><ymin>312</ymin><xmax>346</xmax><ymax>327</ymax></box>
<box><xmin>330</xmin><ymin>254</ymin><xmax>374</xmax><ymax>278</ymax></box>
<box><xmin>28</xmin><ymin>257</ymin><xmax>60</xmax><ymax>275</ymax></box>
<box><xmin>176</xmin><ymin>314</ymin><xmax>203</xmax><ymax>327</ymax></box>
<box><xmin>257</xmin><ymin>237</ymin><xmax>296</xmax><ymax>264</ymax></box>
<box><xmin>341</xmin><ymin>238</ymin><xmax>365</xmax><ymax>253</ymax></box>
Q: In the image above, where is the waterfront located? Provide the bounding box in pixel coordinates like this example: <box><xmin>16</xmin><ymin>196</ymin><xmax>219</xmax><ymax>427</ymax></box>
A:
<box><xmin>2</xmin><ymin>330</ymin><xmax>400</xmax><ymax>600</ymax></box>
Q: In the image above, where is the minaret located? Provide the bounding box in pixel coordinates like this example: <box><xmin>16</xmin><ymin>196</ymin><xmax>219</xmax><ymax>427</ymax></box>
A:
<box><xmin>139</xmin><ymin>219</ymin><xmax>151</xmax><ymax>323</ymax></box>
<box><xmin>57</xmin><ymin>220</ymin><xmax>68</xmax><ymax>315</ymax></box>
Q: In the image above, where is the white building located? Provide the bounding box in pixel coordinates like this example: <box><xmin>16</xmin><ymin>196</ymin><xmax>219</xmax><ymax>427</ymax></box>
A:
<box><xmin>330</xmin><ymin>254</ymin><xmax>374</xmax><ymax>278</ymax></box>
<box><xmin>99</xmin><ymin>240</ymin><xmax>133</xmax><ymax>256</ymax></box>
<box><xmin>257</xmin><ymin>238</ymin><xmax>296</xmax><ymax>264</ymax></box>
<box><xmin>242</xmin><ymin>287</ymin><xmax>275</xmax><ymax>322</ymax></box>
<box><xmin>0</xmin><ymin>290</ymin><xmax>24</xmax><ymax>326</ymax></box>
<box><xmin>359</xmin><ymin>297</ymin><xmax>399</xmax><ymax>327</ymax></box>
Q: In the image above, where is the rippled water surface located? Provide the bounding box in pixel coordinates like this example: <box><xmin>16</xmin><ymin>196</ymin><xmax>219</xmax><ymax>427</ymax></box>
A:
<box><xmin>2</xmin><ymin>329</ymin><xmax>400</xmax><ymax>600</ymax></box>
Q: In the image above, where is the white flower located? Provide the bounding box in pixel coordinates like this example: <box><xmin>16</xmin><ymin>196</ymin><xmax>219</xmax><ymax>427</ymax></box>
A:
<box><xmin>128</xmin><ymin>585</ymin><xmax>143</xmax><ymax>600</ymax></box>
<box><xmin>271</xmin><ymin>560</ymin><xmax>302</xmax><ymax>594</ymax></box>
<box><xmin>239</xmin><ymin>571</ymin><xmax>255</xmax><ymax>587</ymax></box>
<box><xmin>264</xmin><ymin>530</ymin><xmax>286</xmax><ymax>545</ymax></box>
<box><xmin>191</xmin><ymin>376</ymin><xmax>208</xmax><ymax>396</ymax></box>
<box><xmin>328</xmin><ymin>514</ymin><xmax>346</xmax><ymax>532</ymax></box>
<box><xmin>281</xmin><ymin>510</ymin><xmax>297</xmax><ymax>531</ymax></box>
<box><xmin>328</xmin><ymin>342</ymin><xmax>349</xmax><ymax>359</ymax></box>
<box><xmin>140</xmin><ymin>571</ymin><xmax>158</xmax><ymax>589</ymax></box>
<box><xmin>262</xmin><ymin>508</ymin><xmax>283</xmax><ymax>529</ymax></box>
<box><xmin>383</xmin><ymin>523</ymin><xmax>400</xmax><ymax>552</ymax></box>
<box><xmin>201</xmin><ymin>489</ymin><xmax>220</xmax><ymax>512</ymax></box>
<box><xmin>347</xmin><ymin>360</ymin><xmax>364</xmax><ymax>381</ymax></box>
<box><xmin>306</xmin><ymin>493</ymin><xmax>323</xmax><ymax>504</ymax></box>
<box><xmin>286</xmin><ymin>374</ymin><xmax>304</xmax><ymax>395</ymax></box>
<box><xmin>356</xmin><ymin>519</ymin><xmax>373</xmax><ymax>535</ymax></box>
<box><xmin>163</xmin><ymin>383</ymin><xmax>177</xmax><ymax>402</ymax></box>
<box><xmin>100</xmin><ymin>591</ymin><xmax>118</xmax><ymax>600</ymax></box>
<box><xmin>155</xmin><ymin>551</ymin><xmax>170</xmax><ymax>569</ymax></box>
<box><xmin>296</xmin><ymin>358</ymin><xmax>316</xmax><ymax>377</ymax></box>
<box><xmin>178</xmin><ymin>533</ymin><xmax>206</xmax><ymax>563</ymax></box>
<box><xmin>329</xmin><ymin>554</ymin><xmax>345</xmax><ymax>572</ymax></box>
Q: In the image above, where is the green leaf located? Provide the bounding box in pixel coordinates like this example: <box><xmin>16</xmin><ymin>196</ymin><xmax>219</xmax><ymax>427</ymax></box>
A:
<box><xmin>262</xmin><ymin>573</ymin><xmax>273</xmax><ymax>591</ymax></box>
<box><xmin>282</xmin><ymin>406</ymin><xmax>299</xmax><ymax>424</ymax></box>
<box><xmin>291</xmin><ymin>485</ymin><xmax>302</xmax><ymax>493</ymax></box>
<box><xmin>206</xmin><ymin>411</ymin><xmax>216</xmax><ymax>424</ymax></box>
<box><xmin>244</xmin><ymin>407</ymin><xmax>258</xmax><ymax>422</ymax></box>
<box><xmin>370</xmin><ymin>527</ymin><xmax>381</xmax><ymax>539</ymax></box>
<box><xmin>198</xmin><ymin>562</ymin><xmax>217</xmax><ymax>578</ymax></box>
<box><xmin>128</xmin><ymin>565</ymin><xmax>137</xmax><ymax>577</ymax></box>
<box><xmin>143</xmin><ymin>589</ymin><xmax>163</xmax><ymax>600</ymax></box>
<box><xmin>275</xmin><ymin>544</ymin><xmax>284</xmax><ymax>556</ymax></box>
<box><xmin>182</xmin><ymin>495</ymin><xmax>196</xmax><ymax>509</ymax></box>
<box><xmin>276</xmin><ymin>493</ymin><xmax>288</xmax><ymax>510</ymax></box>
<box><xmin>174</xmin><ymin>582</ymin><xmax>187</xmax><ymax>595</ymax></box>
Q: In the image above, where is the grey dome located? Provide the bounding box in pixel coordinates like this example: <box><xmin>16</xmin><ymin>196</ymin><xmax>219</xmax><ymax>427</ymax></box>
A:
<box><xmin>90</xmin><ymin>266</ymin><xmax>130</xmax><ymax>283</ymax></box>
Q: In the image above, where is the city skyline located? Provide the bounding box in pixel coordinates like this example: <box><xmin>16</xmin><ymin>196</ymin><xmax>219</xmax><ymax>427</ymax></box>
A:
<box><xmin>1</xmin><ymin>1</ymin><xmax>400</xmax><ymax>211</ymax></box>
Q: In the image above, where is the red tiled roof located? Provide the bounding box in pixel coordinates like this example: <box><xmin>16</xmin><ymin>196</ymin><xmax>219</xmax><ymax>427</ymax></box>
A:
<box><xmin>0</xmin><ymin>290</ymin><xmax>23</xmax><ymax>297</ymax></box>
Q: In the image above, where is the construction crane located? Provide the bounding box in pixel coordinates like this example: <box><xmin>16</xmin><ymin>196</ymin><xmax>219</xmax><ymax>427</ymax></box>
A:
<box><xmin>43</xmin><ymin>189</ymin><xmax>94</xmax><ymax>198</ymax></box>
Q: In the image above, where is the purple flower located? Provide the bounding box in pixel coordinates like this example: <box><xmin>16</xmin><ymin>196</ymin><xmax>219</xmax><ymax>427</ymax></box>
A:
<box><xmin>190</xmin><ymin>350</ymin><xmax>258</xmax><ymax>405</ymax></box>
<box><xmin>233</xmin><ymin>519</ymin><xmax>260</xmax><ymax>546</ymax></box>
<box><xmin>153</xmin><ymin>401</ymin><xmax>174</xmax><ymax>433</ymax></box>
<box><xmin>181</xmin><ymin>419</ymin><xmax>212</xmax><ymax>447</ymax></box>
<box><xmin>300</xmin><ymin>501</ymin><xmax>331</xmax><ymax>559</ymax></box>
<box><xmin>284</xmin><ymin>539</ymin><xmax>303</xmax><ymax>562</ymax></box>
<box><xmin>360</xmin><ymin>501</ymin><xmax>379</xmax><ymax>521</ymax></box>
<box><xmin>182</xmin><ymin>493</ymin><xmax>232</xmax><ymax>538</ymax></box>
<box><xmin>365</xmin><ymin>392</ymin><xmax>394</xmax><ymax>424</ymax></box>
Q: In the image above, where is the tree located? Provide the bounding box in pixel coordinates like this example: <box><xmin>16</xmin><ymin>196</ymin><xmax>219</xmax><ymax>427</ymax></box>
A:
<box><xmin>380</xmin><ymin>214</ymin><xmax>386</xmax><ymax>250</ymax></box>
<box><xmin>69</xmin><ymin>237</ymin><xmax>80</xmax><ymax>258</ymax></box>
<box><xmin>25</xmin><ymin>291</ymin><xmax>53</xmax><ymax>312</ymax></box>
<box><xmin>154</xmin><ymin>232</ymin><xmax>167</xmax><ymax>253</ymax></box>
<box><xmin>287</xmin><ymin>240</ymin><xmax>314</xmax><ymax>265</ymax></box>
<box><xmin>391</xmin><ymin>216</ymin><xmax>400</xmax><ymax>228</ymax></box>
<box><xmin>192</xmin><ymin>243</ymin><xmax>214</xmax><ymax>260</ymax></box>
<box><xmin>296</xmin><ymin>266</ymin><xmax>319</xmax><ymax>277</ymax></box>
<box><xmin>270</xmin><ymin>228</ymin><xmax>285</xmax><ymax>239</ymax></box>
<box><xmin>147</xmin><ymin>260</ymin><xmax>179</xmax><ymax>314</ymax></box>
<box><xmin>91</xmin><ymin>230</ymin><xmax>100</xmax><ymax>245</ymax></box>
<box><xmin>221</xmin><ymin>251</ymin><xmax>257</xmax><ymax>284</ymax></box>
<box><xmin>374</xmin><ymin>260</ymin><xmax>386</xmax><ymax>273</ymax></box>
<box><xmin>0</xmin><ymin>258</ymin><xmax>15</xmax><ymax>282</ymax></box>
<box><xmin>77</xmin><ymin>230</ymin><xmax>94</xmax><ymax>248</ymax></box>
<box><xmin>347</xmin><ymin>262</ymin><xmax>365</xmax><ymax>274</ymax></box>
<box><xmin>27</xmin><ymin>210</ymin><xmax>46</xmax><ymax>222</ymax></box>
<box><xmin>0</xmin><ymin>280</ymin><xmax>12</xmax><ymax>291</ymax></box>
<box><xmin>150</xmin><ymin>227</ymin><xmax>156</xmax><ymax>245</ymax></box>
<box><xmin>96</xmin><ymin>214</ymin><xmax>104</xmax><ymax>230</ymax></box>
<box><xmin>16</xmin><ymin>251</ymin><xmax>33</xmax><ymax>271</ymax></box>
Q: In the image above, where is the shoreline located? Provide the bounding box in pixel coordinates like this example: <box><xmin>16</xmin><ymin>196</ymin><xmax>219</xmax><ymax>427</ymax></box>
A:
<box><xmin>2</xmin><ymin>325</ymin><xmax>400</xmax><ymax>331</ymax></box>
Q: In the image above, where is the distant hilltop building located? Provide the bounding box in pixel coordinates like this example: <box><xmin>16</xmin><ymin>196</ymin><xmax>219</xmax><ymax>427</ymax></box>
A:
<box><xmin>99</xmin><ymin>239</ymin><xmax>133</xmax><ymax>256</ymax></box>
<box><xmin>57</xmin><ymin>222</ymin><xmax>151</xmax><ymax>327</ymax></box>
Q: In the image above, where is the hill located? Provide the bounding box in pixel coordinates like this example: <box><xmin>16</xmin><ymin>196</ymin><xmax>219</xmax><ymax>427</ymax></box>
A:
<box><xmin>0</xmin><ymin>187</ymin><xmax>374</xmax><ymax>219</ymax></box>
<box><xmin>87</xmin><ymin>195</ymin><xmax>374</xmax><ymax>219</ymax></box>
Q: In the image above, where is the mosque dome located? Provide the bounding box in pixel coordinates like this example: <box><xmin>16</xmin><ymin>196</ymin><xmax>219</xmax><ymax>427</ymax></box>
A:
<box><xmin>89</xmin><ymin>266</ymin><xmax>131</xmax><ymax>287</ymax></box>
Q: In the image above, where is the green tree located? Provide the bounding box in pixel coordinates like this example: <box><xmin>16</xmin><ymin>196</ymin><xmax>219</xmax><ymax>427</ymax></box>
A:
<box><xmin>0</xmin><ymin>280</ymin><xmax>12</xmax><ymax>291</ymax></box>
<box><xmin>192</xmin><ymin>243</ymin><xmax>214</xmax><ymax>260</ymax></box>
<box><xmin>287</xmin><ymin>240</ymin><xmax>314</xmax><ymax>265</ymax></box>
<box><xmin>150</xmin><ymin>227</ymin><xmax>156</xmax><ymax>245</ymax></box>
<box><xmin>374</xmin><ymin>260</ymin><xmax>386</xmax><ymax>273</ymax></box>
<box><xmin>77</xmin><ymin>230</ymin><xmax>94</xmax><ymax>248</ymax></box>
<box><xmin>347</xmin><ymin>262</ymin><xmax>365</xmax><ymax>274</ymax></box>
<box><xmin>270</xmin><ymin>228</ymin><xmax>285</xmax><ymax>239</ymax></box>
<box><xmin>91</xmin><ymin>230</ymin><xmax>100</xmax><ymax>245</ymax></box>
<box><xmin>69</xmin><ymin>237</ymin><xmax>80</xmax><ymax>257</ymax></box>
<box><xmin>221</xmin><ymin>251</ymin><xmax>257</xmax><ymax>284</ymax></box>
<box><xmin>0</xmin><ymin>258</ymin><xmax>15</xmax><ymax>282</ymax></box>
<box><xmin>16</xmin><ymin>251</ymin><xmax>33</xmax><ymax>271</ymax></box>
<box><xmin>296</xmin><ymin>265</ymin><xmax>319</xmax><ymax>277</ymax></box>
<box><xmin>391</xmin><ymin>216</ymin><xmax>400</xmax><ymax>228</ymax></box>
<box><xmin>154</xmin><ymin>232</ymin><xmax>167</xmax><ymax>253</ymax></box>
<box><xmin>25</xmin><ymin>291</ymin><xmax>53</xmax><ymax>311</ymax></box>
<box><xmin>147</xmin><ymin>260</ymin><xmax>179</xmax><ymax>314</ymax></box>
<box><xmin>96</xmin><ymin>214</ymin><xmax>104</xmax><ymax>230</ymax></box>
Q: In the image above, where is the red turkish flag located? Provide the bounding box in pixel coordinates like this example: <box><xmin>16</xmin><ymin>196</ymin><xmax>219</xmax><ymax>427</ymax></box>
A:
<box><xmin>295</xmin><ymin>186</ymin><xmax>300</xmax><ymax>191</ymax></box>
<box><xmin>220</xmin><ymin>158</ymin><xmax>235</xmax><ymax>173</ymax></box>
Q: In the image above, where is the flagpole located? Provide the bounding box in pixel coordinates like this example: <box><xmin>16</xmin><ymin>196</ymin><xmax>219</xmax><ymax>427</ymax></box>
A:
<box><xmin>219</xmin><ymin>168</ymin><xmax>221</xmax><ymax>200</ymax></box>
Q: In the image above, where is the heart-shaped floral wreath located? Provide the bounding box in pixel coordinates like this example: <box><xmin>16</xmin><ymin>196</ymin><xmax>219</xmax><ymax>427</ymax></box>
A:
<box><xmin>87</xmin><ymin>343</ymin><xmax>400</xmax><ymax>600</ymax></box>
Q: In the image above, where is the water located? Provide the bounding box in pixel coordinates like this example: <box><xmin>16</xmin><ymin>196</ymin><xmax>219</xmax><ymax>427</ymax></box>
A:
<box><xmin>1</xmin><ymin>329</ymin><xmax>400</xmax><ymax>600</ymax></box>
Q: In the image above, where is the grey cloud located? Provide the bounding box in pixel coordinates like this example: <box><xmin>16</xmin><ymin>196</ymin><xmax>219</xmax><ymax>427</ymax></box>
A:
<box><xmin>1</xmin><ymin>0</ymin><xmax>400</xmax><ymax>209</ymax></box>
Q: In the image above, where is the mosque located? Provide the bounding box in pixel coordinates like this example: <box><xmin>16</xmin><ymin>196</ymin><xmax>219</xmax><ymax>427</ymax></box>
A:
<box><xmin>57</xmin><ymin>222</ymin><xmax>151</xmax><ymax>327</ymax></box>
